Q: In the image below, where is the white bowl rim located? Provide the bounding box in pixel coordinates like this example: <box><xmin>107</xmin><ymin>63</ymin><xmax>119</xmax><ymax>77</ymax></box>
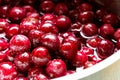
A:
<box><xmin>52</xmin><ymin>50</ymin><xmax>120</xmax><ymax>80</ymax></box>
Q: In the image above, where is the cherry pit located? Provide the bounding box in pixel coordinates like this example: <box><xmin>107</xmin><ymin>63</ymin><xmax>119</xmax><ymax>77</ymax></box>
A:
<box><xmin>0</xmin><ymin>0</ymin><xmax>120</xmax><ymax>80</ymax></box>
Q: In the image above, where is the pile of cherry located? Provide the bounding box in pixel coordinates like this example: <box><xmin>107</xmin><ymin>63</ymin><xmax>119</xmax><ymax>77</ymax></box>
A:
<box><xmin>0</xmin><ymin>0</ymin><xmax>120</xmax><ymax>80</ymax></box>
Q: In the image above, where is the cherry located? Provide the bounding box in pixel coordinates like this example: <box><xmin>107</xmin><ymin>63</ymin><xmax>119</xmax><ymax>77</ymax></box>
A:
<box><xmin>0</xmin><ymin>62</ymin><xmax>17</xmax><ymax>80</ymax></box>
<box><xmin>56</xmin><ymin>15</ymin><xmax>71</xmax><ymax>32</ymax></box>
<box><xmin>28</xmin><ymin>29</ymin><xmax>44</xmax><ymax>48</ymax></box>
<box><xmin>78</xmin><ymin>11</ymin><xmax>94</xmax><ymax>23</ymax></box>
<box><xmin>96</xmin><ymin>39</ymin><xmax>115</xmax><ymax>59</ymax></box>
<box><xmin>46</xmin><ymin>59</ymin><xmax>67</xmax><ymax>78</ymax></box>
<box><xmin>81</xmin><ymin>23</ymin><xmax>98</xmax><ymax>37</ymax></box>
<box><xmin>60</xmin><ymin>41</ymin><xmax>78</xmax><ymax>61</ymax></box>
<box><xmin>80</xmin><ymin>47</ymin><xmax>94</xmax><ymax>55</ymax></box>
<box><xmin>30</xmin><ymin>73</ymin><xmax>49</xmax><ymax>80</ymax></box>
<box><xmin>40</xmin><ymin>33</ymin><xmax>60</xmax><ymax>51</ymax></box>
<box><xmin>40</xmin><ymin>0</ymin><xmax>55</xmax><ymax>13</ymax></box>
<box><xmin>98</xmin><ymin>24</ymin><xmax>115</xmax><ymax>39</ymax></box>
<box><xmin>0</xmin><ymin>18</ymin><xmax>9</xmax><ymax>33</ymax></box>
<box><xmin>87</xmin><ymin>37</ymin><xmax>101</xmax><ymax>48</ymax></box>
<box><xmin>38</xmin><ymin>22</ymin><xmax>58</xmax><ymax>34</ymax></box>
<box><xmin>13</xmin><ymin>77</ymin><xmax>28</xmax><ymax>80</ymax></box>
<box><xmin>54</xmin><ymin>3</ymin><xmax>68</xmax><ymax>15</ymax></box>
<box><xmin>77</xmin><ymin>2</ymin><xmax>93</xmax><ymax>12</ymax></box>
<box><xmin>96</xmin><ymin>8</ymin><xmax>107</xmax><ymax>20</ymax></box>
<box><xmin>0</xmin><ymin>49</ymin><xmax>10</xmax><ymax>62</ymax></box>
<box><xmin>114</xmin><ymin>28</ymin><xmax>120</xmax><ymax>40</ymax></box>
<box><xmin>72</xmin><ymin>50</ymin><xmax>88</xmax><ymax>67</ymax></box>
<box><xmin>0</xmin><ymin>38</ymin><xmax>9</xmax><ymax>51</ymax></box>
<box><xmin>116</xmin><ymin>38</ymin><xmax>120</xmax><ymax>49</ymax></box>
<box><xmin>14</xmin><ymin>52</ymin><xmax>30</xmax><ymax>72</ymax></box>
<box><xmin>102</xmin><ymin>13</ymin><xmax>119</xmax><ymax>25</ymax></box>
<box><xmin>0</xmin><ymin>5</ymin><xmax>9</xmax><ymax>18</ymax></box>
<box><xmin>5</xmin><ymin>24</ymin><xmax>20</xmax><ymax>38</ymax></box>
<box><xmin>9</xmin><ymin>35</ymin><xmax>31</xmax><ymax>53</ymax></box>
<box><xmin>8</xmin><ymin>6</ymin><xmax>26</xmax><ymax>22</ymax></box>
<box><xmin>26</xmin><ymin>12</ymin><xmax>40</xmax><ymax>19</ymax></box>
<box><xmin>23</xmin><ymin>5</ymin><xmax>36</xmax><ymax>14</ymax></box>
<box><xmin>31</xmin><ymin>46</ymin><xmax>51</xmax><ymax>66</ymax></box>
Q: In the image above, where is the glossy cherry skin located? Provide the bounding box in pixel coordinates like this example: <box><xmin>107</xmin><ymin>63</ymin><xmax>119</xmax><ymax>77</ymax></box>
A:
<box><xmin>40</xmin><ymin>0</ymin><xmax>55</xmax><ymax>13</ymax></box>
<box><xmin>26</xmin><ymin>12</ymin><xmax>40</xmax><ymax>19</ymax></box>
<box><xmin>60</xmin><ymin>41</ymin><xmax>78</xmax><ymax>61</ymax></box>
<box><xmin>23</xmin><ymin>5</ymin><xmax>36</xmax><ymax>14</ymax></box>
<box><xmin>9</xmin><ymin>35</ymin><xmax>31</xmax><ymax>53</ymax></box>
<box><xmin>13</xmin><ymin>77</ymin><xmax>28</xmax><ymax>80</ymax></box>
<box><xmin>96</xmin><ymin>8</ymin><xmax>107</xmax><ymax>19</ymax></box>
<box><xmin>0</xmin><ymin>49</ymin><xmax>10</xmax><ymax>62</ymax></box>
<box><xmin>8</xmin><ymin>6</ymin><xmax>26</xmax><ymax>22</ymax></box>
<box><xmin>0</xmin><ymin>62</ymin><xmax>17</xmax><ymax>80</ymax></box>
<box><xmin>72</xmin><ymin>50</ymin><xmax>88</xmax><ymax>67</ymax></box>
<box><xmin>46</xmin><ymin>59</ymin><xmax>67</xmax><ymax>78</ymax></box>
<box><xmin>81</xmin><ymin>23</ymin><xmax>98</xmax><ymax>37</ymax></box>
<box><xmin>40</xmin><ymin>33</ymin><xmax>60</xmax><ymax>51</ymax></box>
<box><xmin>5</xmin><ymin>24</ymin><xmax>20</xmax><ymax>38</ymax></box>
<box><xmin>78</xmin><ymin>11</ymin><xmax>94</xmax><ymax>23</ymax></box>
<box><xmin>114</xmin><ymin>28</ymin><xmax>120</xmax><ymax>40</ymax></box>
<box><xmin>28</xmin><ymin>29</ymin><xmax>44</xmax><ymax>48</ymax></box>
<box><xmin>0</xmin><ymin>38</ymin><xmax>9</xmax><ymax>51</ymax></box>
<box><xmin>54</xmin><ymin>3</ymin><xmax>68</xmax><ymax>15</ymax></box>
<box><xmin>30</xmin><ymin>73</ymin><xmax>49</xmax><ymax>80</ymax></box>
<box><xmin>0</xmin><ymin>18</ymin><xmax>9</xmax><ymax>33</ymax></box>
<box><xmin>20</xmin><ymin>17</ymin><xmax>39</xmax><ymax>35</ymax></box>
<box><xmin>0</xmin><ymin>5</ymin><xmax>9</xmax><ymax>18</ymax></box>
<box><xmin>116</xmin><ymin>38</ymin><xmax>120</xmax><ymax>49</ymax></box>
<box><xmin>98</xmin><ymin>24</ymin><xmax>115</xmax><ymax>39</ymax></box>
<box><xmin>31</xmin><ymin>46</ymin><xmax>51</xmax><ymax>66</ymax></box>
<box><xmin>56</xmin><ymin>15</ymin><xmax>71</xmax><ymax>32</ymax></box>
<box><xmin>77</xmin><ymin>2</ymin><xmax>93</xmax><ymax>12</ymax></box>
<box><xmin>14</xmin><ymin>52</ymin><xmax>30</xmax><ymax>72</ymax></box>
<box><xmin>87</xmin><ymin>37</ymin><xmax>101</xmax><ymax>48</ymax></box>
<box><xmin>38</xmin><ymin>22</ymin><xmax>58</xmax><ymax>34</ymax></box>
<box><xmin>80</xmin><ymin>47</ymin><xmax>94</xmax><ymax>55</ymax></box>
<box><xmin>102</xmin><ymin>13</ymin><xmax>119</xmax><ymax>25</ymax></box>
<box><xmin>96</xmin><ymin>39</ymin><xmax>115</xmax><ymax>59</ymax></box>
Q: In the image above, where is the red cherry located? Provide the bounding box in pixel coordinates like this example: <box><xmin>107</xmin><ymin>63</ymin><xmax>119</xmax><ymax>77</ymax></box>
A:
<box><xmin>0</xmin><ymin>38</ymin><xmax>9</xmax><ymax>51</ymax></box>
<box><xmin>0</xmin><ymin>5</ymin><xmax>9</xmax><ymax>18</ymax></box>
<box><xmin>46</xmin><ymin>59</ymin><xmax>67</xmax><ymax>78</ymax></box>
<box><xmin>31</xmin><ymin>46</ymin><xmax>51</xmax><ymax>66</ymax></box>
<box><xmin>54</xmin><ymin>3</ymin><xmax>68</xmax><ymax>15</ymax></box>
<box><xmin>96</xmin><ymin>39</ymin><xmax>115</xmax><ymax>59</ymax></box>
<box><xmin>41</xmin><ymin>33</ymin><xmax>60</xmax><ymax>51</ymax></box>
<box><xmin>8</xmin><ymin>6</ymin><xmax>26</xmax><ymax>22</ymax></box>
<box><xmin>78</xmin><ymin>11</ymin><xmax>94</xmax><ymax>23</ymax></box>
<box><xmin>14</xmin><ymin>52</ymin><xmax>30</xmax><ymax>72</ymax></box>
<box><xmin>114</xmin><ymin>28</ymin><xmax>120</xmax><ymax>40</ymax></box>
<box><xmin>9</xmin><ymin>35</ymin><xmax>31</xmax><ymax>53</ymax></box>
<box><xmin>98</xmin><ymin>24</ymin><xmax>115</xmax><ymax>39</ymax></box>
<box><xmin>0</xmin><ymin>62</ymin><xmax>17</xmax><ymax>80</ymax></box>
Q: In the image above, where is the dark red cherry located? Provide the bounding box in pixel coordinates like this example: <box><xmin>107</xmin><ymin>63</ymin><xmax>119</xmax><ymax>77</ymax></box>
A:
<box><xmin>40</xmin><ymin>0</ymin><xmax>55</xmax><ymax>13</ymax></box>
<box><xmin>81</xmin><ymin>23</ymin><xmax>98</xmax><ymax>37</ymax></box>
<box><xmin>0</xmin><ymin>5</ymin><xmax>9</xmax><ymax>18</ymax></box>
<box><xmin>23</xmin><ymin>5</ymin><xmax>36</xmax><ymax>13</ymax></box>
<box><xmin>5</xmin><ymin>24</ymin><xmax>20</xmax><ymax>38</ymax></box>
<box><xmin>46</xmin><ymin>59</ymin><xmax>67</xmax><ymax>78</ymax></box>
<box><xmin>56</xmin><ymin>15</ymin><xmax>71</xmax><ymax>32</ymax></box>
<box><xmin>28</xmin><ymin>29</ymin><xmax>44</xmax><ymax>48</ymax></box>
<box><xmin>102</xmin><ymin>13</ymin><xmax>119</xmax><ymax>25</ymax></box>
<box><xmin>0</xmin><ymin>62</ymin><xmax>17</xmax><ymax>80</ymax></box>
<box><xmin>31</xmin><ymin>46</ymin><xmax>51</xmax><ymax>66</ymax></box>
<box><xmin>41</xmin><ymin>33</ymin><xmax>60</xmax><ymax>51</ymax></box>
<box><xmin>98</xmin><ymin>24</ymin><xmax>115</xmax><ymax>39</ymax></box>
<box><xmin>116</xmin><ymin>38</ymin><xmax>120</xmax><ymax>49</ymax></box>
<box><xmin>0</xmin><ymin>38</ymin><xmax>9</xmax><ymax>51</ymax></box>
<box><xmin>38</xmin><ymin>22</ymin><xmax>58</xmax><ymax>34</ymax></box>
<box><xmin>114</xmin><ymin>28</ymin><xmax>120</xmax><ymax>40</ymax></box>
<box><xmin>96</xmin><ymin>8</ymin><xmax>107</xmax><ymax>20</ymax></box>
<box><xmin>14</xmin><ymin>52</ymin><xmax>30</xmax><ymax>72</ymax></box>
<box><xmin>77</xmin><ymin>3</ymin><xmax>93</xmax><ymax>12</ymax></box>
<box><xmin>0</xmin><ymin>18</ymin><xmax>9</xmax><ymax>33</ymax></box>
<box><xmin>9</xmin><ymin>35</ymin><xmax>31</xmax><ymax>53</ymax></box>
<box><xmin>54</xmin><ymin>3</ymin><xmax>68</xmax><ymax>15</ymax></box>
<box><xmin>8</xmin><ymin>6</ymin><xmax>26</xmax><ymax>22</ymax></box>
<box><xmin>96</xmin><ymin>39</ymin><xmax>115</xmax><ymax>59</ymax></box>
<box><xmin>72</xmin><ymin>50</ymin><xmax>88</xmax><ymax>67</ymax></box>
<box><xmin>60</xmin><ymin>41</ymin><xmax>78</xmax><ymax>61</ymax></box>
<box><xmin>78</xmin><ymin>11</ymin><xmax>94</xmax><ymax>23</ymax></box>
